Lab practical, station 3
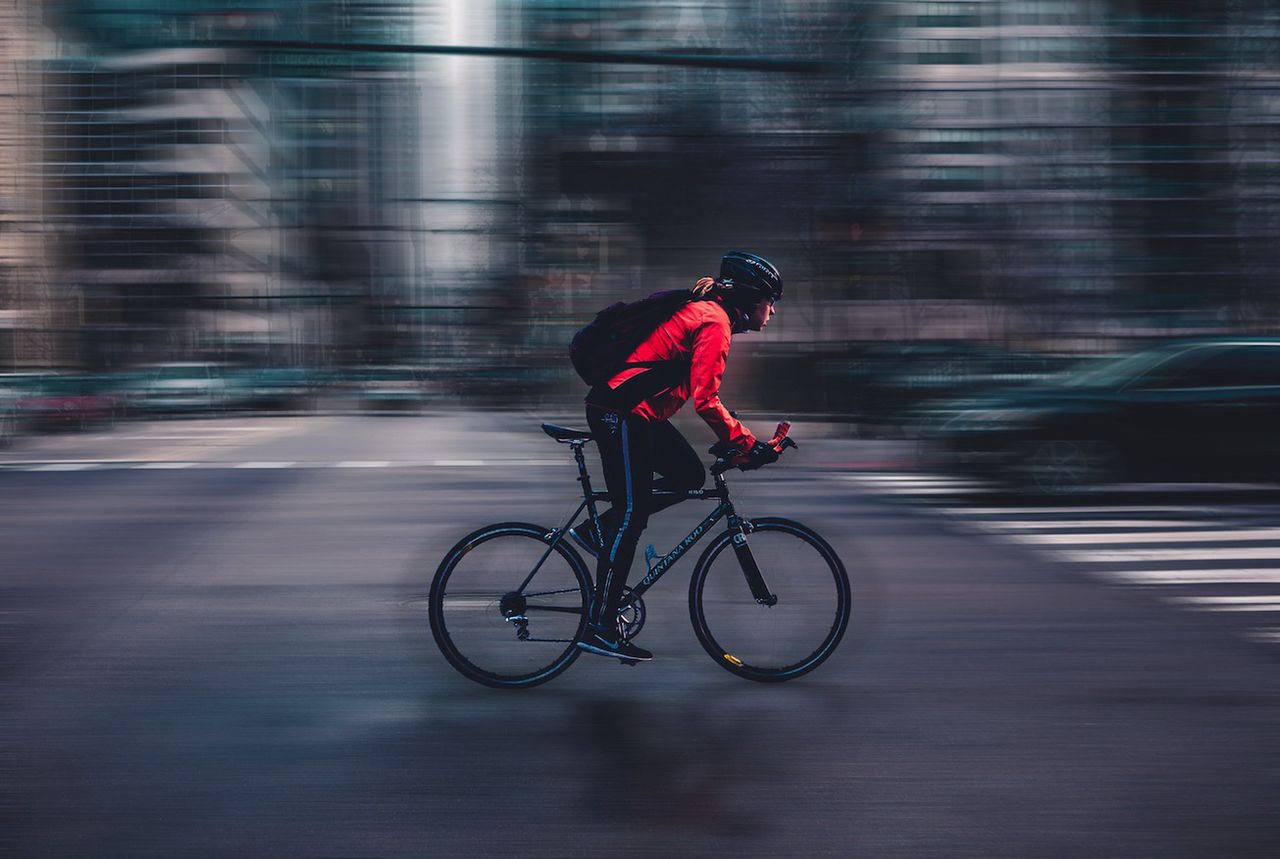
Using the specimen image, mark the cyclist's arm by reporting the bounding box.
[689,313,756,452]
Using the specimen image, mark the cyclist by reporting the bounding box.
[572,250,784,661]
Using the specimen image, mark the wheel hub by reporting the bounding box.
[498,592,527,618]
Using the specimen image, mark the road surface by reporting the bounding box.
[3,413,1278,856]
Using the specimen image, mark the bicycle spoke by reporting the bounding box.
[691,518,849,682]
[429,524,590,688]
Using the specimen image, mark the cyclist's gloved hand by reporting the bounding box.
[732,440,780,471]
[708,440,739,459]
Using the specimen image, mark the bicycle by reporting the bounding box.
[428,420,851,689]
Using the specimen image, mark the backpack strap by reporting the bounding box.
[586,359,689,412]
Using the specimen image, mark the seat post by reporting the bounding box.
[572,442,602,524]
[571,442,591,492]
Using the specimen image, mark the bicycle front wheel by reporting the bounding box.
[689,517,850,682]
[429,522,591,689]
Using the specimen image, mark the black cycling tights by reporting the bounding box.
[585,407,705,631]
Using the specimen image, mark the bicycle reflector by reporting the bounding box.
[723,653,744,667]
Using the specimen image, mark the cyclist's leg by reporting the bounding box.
[576,418,700,552]
[647,419,706,517]
[586,407,653,631]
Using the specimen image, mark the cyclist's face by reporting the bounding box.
[746,297,775,331]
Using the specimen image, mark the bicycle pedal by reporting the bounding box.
[618,659,639,667]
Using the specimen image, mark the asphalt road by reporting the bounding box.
[2,413,1279,856]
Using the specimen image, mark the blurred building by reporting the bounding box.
[40,0,417,369]
[857,1,1280,346]
[0,1,58,367]
[8,1,1280,409]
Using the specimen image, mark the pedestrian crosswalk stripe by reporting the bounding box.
[1063,547,1280,563]
[944,505,1217,516]
[991,520,1218,531]
[30,463,99,471]
[1167,596,1280,611]
[1007,528,1280,546]
[1244,629,1280,643]
[834,469,1280,645]
[233,461,296,469]
[133,462,197,469]
[1100,569,1280,585]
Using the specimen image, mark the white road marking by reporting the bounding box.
[1172,595,1280,604]
[0,459,573,470]
[438,598,498,609]
[1063,547,1280,563]
[1101,569,1280,585]
[944,505,1216,516]
[848,474,982,485]
[1244,629,1280,643]
[1008,528,1280,546]
[130,425,284,434]
[986,520,1218,531]
[1167,596,1280,611]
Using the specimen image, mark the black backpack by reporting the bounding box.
[569,289,696,386]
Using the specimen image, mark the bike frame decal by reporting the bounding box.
[517,447,736,601]
[632,501,731,594]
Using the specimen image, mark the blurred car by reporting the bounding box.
[923,339,1280,492]
[224,367,326,412]
[823,341,1065,427]
[338,365,432,411]
[0,374,43,446]
[130,362,230,414]
[12,373,126,431]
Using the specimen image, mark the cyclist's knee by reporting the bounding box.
[674,462,706,490]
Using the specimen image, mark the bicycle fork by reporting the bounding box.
[729,521,777,607]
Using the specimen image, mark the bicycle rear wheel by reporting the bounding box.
[689,517,850,682]
[429,522,590,689]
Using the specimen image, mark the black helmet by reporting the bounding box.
[718,250,783,305]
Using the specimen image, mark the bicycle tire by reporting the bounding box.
[689,517,850,682]
[429,522,591,689]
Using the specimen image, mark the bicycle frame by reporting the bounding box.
[516,440,775,606]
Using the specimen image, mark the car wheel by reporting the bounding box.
[1023,439,1120,494]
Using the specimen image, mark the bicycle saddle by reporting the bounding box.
[541,423,594,443]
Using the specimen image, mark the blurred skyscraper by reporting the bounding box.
[4,1,1279,414]
[39,0,417,369]
[0,1,55,366]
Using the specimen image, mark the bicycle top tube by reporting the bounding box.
[588,485,728,503]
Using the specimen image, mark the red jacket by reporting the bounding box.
[596,298,756,451]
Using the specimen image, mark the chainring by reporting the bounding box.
[617,586,647,640]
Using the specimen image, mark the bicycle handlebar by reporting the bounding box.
[710,420,797,476]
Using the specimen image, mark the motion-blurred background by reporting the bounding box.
[3,1,1279,465]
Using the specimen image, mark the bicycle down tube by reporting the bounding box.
[518,454,777,607]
